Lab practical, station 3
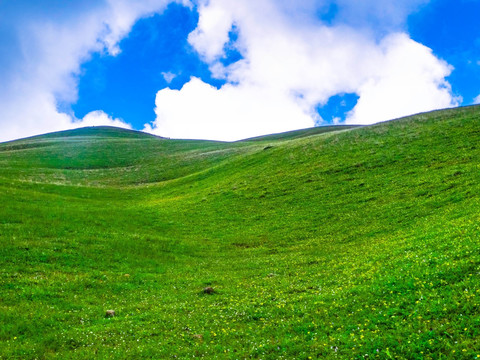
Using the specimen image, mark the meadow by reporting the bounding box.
[0,106,479,359]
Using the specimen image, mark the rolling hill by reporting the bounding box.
[1,106,479,359]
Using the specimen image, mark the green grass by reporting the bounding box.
[0,107,480,359]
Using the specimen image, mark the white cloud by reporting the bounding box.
[187,2,235,63]
[474,94,480,105]
[75,110,132,129]
[0,0,190,142]
[147,0,458,140]
[0,91,74,142]
[145,77,314,141]
[346,33,460,124]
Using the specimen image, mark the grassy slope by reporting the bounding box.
[0,109,479,359]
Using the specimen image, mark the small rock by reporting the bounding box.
[192,334,203,341]
[203,286,215,295]
[105,310,115,318]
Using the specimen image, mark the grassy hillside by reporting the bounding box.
[0,108,479,359]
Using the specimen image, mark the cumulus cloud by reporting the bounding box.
[345,33,460,124]
[0,0,189,142]
[474,94,480,105]
[146,0,459,140]
[145,77,314,141]
[75,110,132,129]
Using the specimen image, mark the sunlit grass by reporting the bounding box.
[1,107,480,359]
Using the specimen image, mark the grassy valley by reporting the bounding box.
[0,106,479,359]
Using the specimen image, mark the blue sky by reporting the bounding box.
[0,0,479,142]
[408,0,480,104]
